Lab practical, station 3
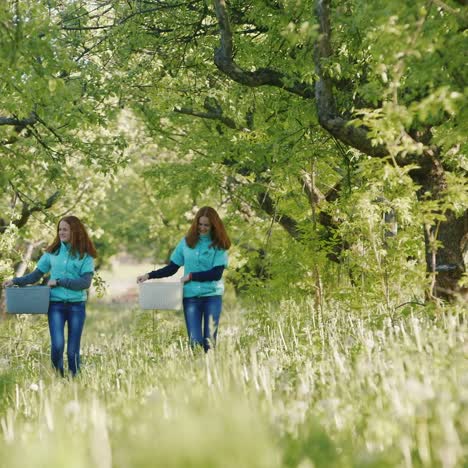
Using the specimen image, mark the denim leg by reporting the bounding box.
[48,303,66,376]
[183,297,204,349]
[66,302,86,376]
[202,296,222,352]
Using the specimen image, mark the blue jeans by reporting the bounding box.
[183,295,222,352]
[48,302,86,376]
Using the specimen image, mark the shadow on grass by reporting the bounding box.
[281,420,399,468]
[0,370,16,409]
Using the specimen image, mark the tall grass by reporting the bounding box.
[0,298,466,467]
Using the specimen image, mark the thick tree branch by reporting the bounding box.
[16,191,60,229]
[301,171,326,207]
[0,190,60,234]
[257,191,301,239]
[174,96,239,130]
[212,0,388,155]
[213,0,314,98]
[432,0,467,24]
[174,96,256,132]
[0,112,37,128]
[15,240,45,277]
[175,106,231,123]
[314,0,388,157]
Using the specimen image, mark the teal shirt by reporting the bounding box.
[170,234,228,298]
[37,242,95,302]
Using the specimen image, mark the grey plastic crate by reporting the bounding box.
[5,286,50,314]
[139,282,183,310]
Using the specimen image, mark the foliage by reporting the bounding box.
[60,0,465,300]
[0,0,130,279]
[1,0,467,302]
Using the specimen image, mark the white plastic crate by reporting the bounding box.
[138,281,183,310]
[5,286,50,314]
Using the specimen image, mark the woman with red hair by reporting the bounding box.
[3,216,96,376]
[137,206,231,352]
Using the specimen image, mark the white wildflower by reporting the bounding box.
[345,336,355,347]
[364,337,375,349]
[0,357,9,369]
[405,378,434,401]
[64,400,81,417]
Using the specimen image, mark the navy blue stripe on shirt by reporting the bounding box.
[60,273,93,290]
[147,262,225,282]
[13,268,44,286]
[191,265,224,282]
[148,261,181,279]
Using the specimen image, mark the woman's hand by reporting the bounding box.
[48,279,58,287]
[2,279,14,288]
[180,274,192,284]
[137,273,149,284]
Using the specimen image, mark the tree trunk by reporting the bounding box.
[410,151,467,300]
[212,0,468,301]
[425,211,468,300]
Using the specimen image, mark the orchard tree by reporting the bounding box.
[63,0,466,300]
[209,0,467,299]
[5,0,466,301]
[0,0,130,280]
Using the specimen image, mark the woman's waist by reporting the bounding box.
[50,289,87,300]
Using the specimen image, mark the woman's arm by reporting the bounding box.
[12,269,45,286]
[55,272,93,291]
[189,265,225,282]
[137,261,181,283]
[148,261,181,279]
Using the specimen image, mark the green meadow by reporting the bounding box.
[0,295,466,468]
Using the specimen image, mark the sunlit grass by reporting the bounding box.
[0,298,466,467]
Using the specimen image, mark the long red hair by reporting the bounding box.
[186,206,231,250]
[46,216,97,258]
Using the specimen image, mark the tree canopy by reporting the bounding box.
[1,0,467,303]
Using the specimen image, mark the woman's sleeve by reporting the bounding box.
[80,255,95,274]
[191,265,224,282]
[36,253,51,274]
[212,248,228,268]
[12,269,45,286]
[59,272,93,290]
[169,239,185,266]
[148,261,181,279]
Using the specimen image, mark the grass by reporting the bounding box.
[0,297,466,468]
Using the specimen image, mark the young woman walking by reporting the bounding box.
[3,216,96,376]
[137,206,231,352]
